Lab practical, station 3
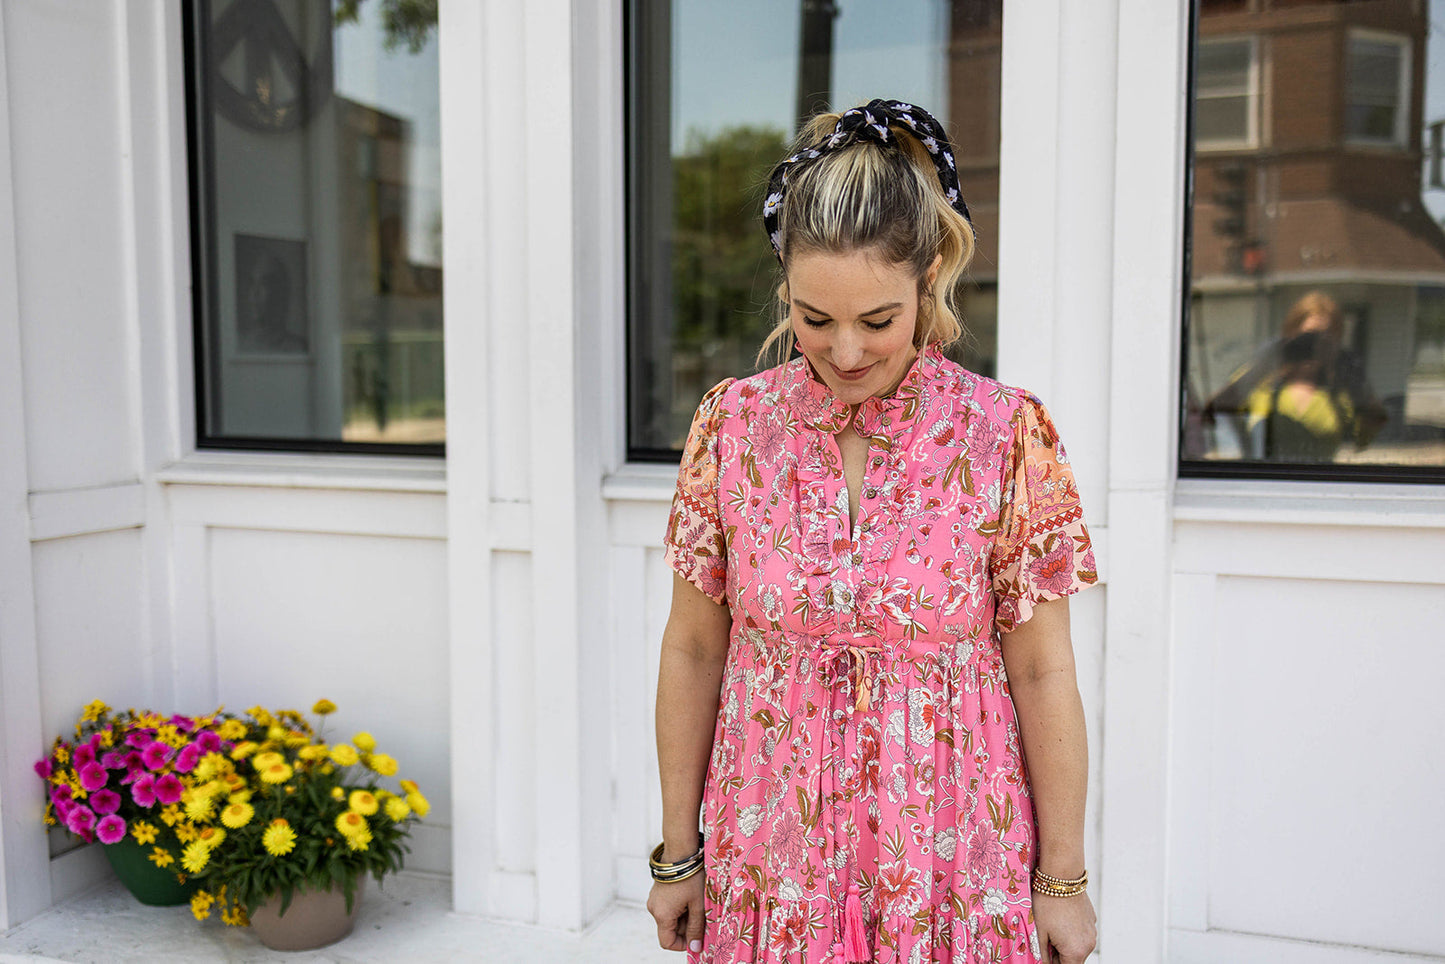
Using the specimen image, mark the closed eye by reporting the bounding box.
[801,316,896,331]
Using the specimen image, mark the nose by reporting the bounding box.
[832,328,865,369]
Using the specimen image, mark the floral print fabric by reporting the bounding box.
[664,345,1097,964]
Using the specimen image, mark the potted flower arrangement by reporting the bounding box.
[34,700,248,906]
[183,700,428,951]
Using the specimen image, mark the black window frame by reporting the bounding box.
[181,0,445,457]
[1177,0,1445,485]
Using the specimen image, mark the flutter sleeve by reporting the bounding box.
[990,393,1098,635]
[662,378,735,604]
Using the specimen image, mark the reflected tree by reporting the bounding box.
[334,0,437,53]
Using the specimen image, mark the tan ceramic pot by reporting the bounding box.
[248,878,366,951]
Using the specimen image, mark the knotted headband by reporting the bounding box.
[761,98,972,263]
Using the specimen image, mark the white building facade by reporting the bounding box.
[0,2,1441,963]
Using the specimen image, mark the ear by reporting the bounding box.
[925,253,943,288]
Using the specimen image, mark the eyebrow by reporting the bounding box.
[793,299,903,319]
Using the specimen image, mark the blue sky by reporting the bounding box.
[671,0,950,153]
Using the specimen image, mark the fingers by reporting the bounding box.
[685,892,706,954]
[647,893,684,951]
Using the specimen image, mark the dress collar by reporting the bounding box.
[784,343,941,441]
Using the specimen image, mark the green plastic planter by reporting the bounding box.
[102,837,198,906]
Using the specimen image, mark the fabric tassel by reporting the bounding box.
[843,881,869,962]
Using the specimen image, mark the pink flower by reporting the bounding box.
[53,798,75,822]
[154,773,183,805]
[95,815,126,845]
[130,774,156,807]
[33,758,52,780]
[90,789,121,815]
[140,742,173,771]
[100,750,127,769]
[51,783,73,804]
[168,715,195,732]
[1026,537,1075,596]
[769,809,808,866]
[65,806,96,839]
[125,731,154,749]
[175,744,200,773]
[78,763,107,791]
[194,731,221,754]
[73,743,97,769]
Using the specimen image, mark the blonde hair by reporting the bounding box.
[755,108,977,369]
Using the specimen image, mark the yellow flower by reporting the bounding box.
[194,753,230,781]
[148,846,174,868]
[266,725,287,742]
[220,802,254,828]
[218,719,248,741]
[159,804,183,827]
[312,699,337,716]
[80,699,110,723]
[284,732,310,748]
[383,796,411,822]
[262,819,297,856]
[227,788,252,805]
[334,811,369,838]
[195,826,226,850]
[367,753,398,777]
[181,840,210,874]
[230,741,259,760]
[345,827,372,852]
[352,732,376,752]
[251,750,284,771]
[246,706,274,726]
[131,821,158,845]
[399,779,418,795]
[260,762,293,784]
[99,729,115,748]
[405,790,431,818]
[330,745,359,767]
[174,821,198,844]
[331,786,346,800]
[53,744,69,765]
[348,790,378,816]
[183,794,215,824]
[190,890,215,921]
[221,903,249,927]
[298,744,329,762]
[157,724,187,748]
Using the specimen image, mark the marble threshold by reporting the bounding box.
[0,873,676,963]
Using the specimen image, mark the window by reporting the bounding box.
[625,0,1003,458]
[1196,37,1258,150]
[1181,2,1445,481]
[1345,30,1411,147]
[185,0,443,453]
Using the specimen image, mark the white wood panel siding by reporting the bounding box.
[0,0,51,926]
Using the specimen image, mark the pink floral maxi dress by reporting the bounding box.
[664,346,1098,964]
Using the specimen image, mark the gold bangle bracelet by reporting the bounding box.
[1033,868,1088,889]
[1033,878,1087,898]
[649,837,705,883]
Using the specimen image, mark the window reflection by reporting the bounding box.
[192,0,443,448]
[627,0,1002,455]
[1184,0,1445,470]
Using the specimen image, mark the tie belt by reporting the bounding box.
[820,639,885,712]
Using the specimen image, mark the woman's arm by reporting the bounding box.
[1000,595,1097,964]
[647,572,732,952]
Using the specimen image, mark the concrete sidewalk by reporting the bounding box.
[0,874,676,963]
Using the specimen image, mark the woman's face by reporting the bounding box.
[787,248,935,407]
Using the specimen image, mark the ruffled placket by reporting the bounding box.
[781,346,939,962]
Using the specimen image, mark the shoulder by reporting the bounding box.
[925,354,1046,438]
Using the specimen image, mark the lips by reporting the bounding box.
[830,361,875,381]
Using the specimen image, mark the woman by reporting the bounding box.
[647,100,1098,964]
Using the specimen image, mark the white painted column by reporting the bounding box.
[0,0,52,929]
[1101,1,1190,961]
[442,0,614,927]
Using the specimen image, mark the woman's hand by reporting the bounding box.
[646,872,705,953]
[1033,891,1097,963]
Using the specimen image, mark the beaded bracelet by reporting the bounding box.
[650,835,705,884]
[1032,867,1088,898]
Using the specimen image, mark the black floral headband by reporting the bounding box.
[761,99,972,264]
